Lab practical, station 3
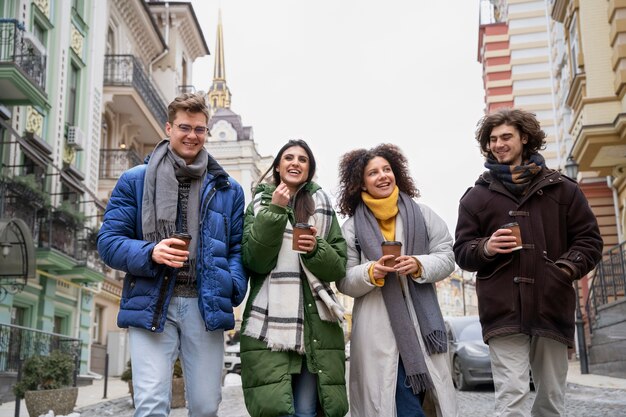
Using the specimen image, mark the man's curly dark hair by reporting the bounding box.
[475,108,546,161]
[337,144,419,217]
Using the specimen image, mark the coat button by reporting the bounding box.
[513,277,520,283]
[313,339,318,343]
[318,370,322,374]
[308,303,312,308]
[151,326,156,331]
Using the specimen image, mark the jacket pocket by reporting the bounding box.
[539,258,575,329]
[476,256,513,280]
[476,257,515,325]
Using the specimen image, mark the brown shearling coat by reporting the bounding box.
[453,167,603,347]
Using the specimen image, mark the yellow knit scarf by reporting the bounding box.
[361,185,399,241]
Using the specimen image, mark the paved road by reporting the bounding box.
[77,380,626,417]
[456,383,626,417]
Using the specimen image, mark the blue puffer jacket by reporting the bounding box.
[97,156,247,332]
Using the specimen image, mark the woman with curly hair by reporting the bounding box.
[336,144,458,417]
[240,139,349,417]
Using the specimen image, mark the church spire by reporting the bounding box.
[208,9,231,110]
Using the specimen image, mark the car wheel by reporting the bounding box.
[453,356,472,391]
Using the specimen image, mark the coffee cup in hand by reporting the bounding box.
[170,232,192,252]
[293,223,314,253]
[381,241,402,267]
[500,222,522,251]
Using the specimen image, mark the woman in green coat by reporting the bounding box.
[240,139,349,417]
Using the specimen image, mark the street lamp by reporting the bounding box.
[563,156,589,374]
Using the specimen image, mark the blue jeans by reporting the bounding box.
[280,362,318,417]
[396,357,426,417]
[129,297,224,417]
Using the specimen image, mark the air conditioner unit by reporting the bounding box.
[21,31,46,56]
[67,125,85,150]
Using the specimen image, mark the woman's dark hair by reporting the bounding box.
[337,143,419,217]
[257,139,316,223]
[475,108,546,161]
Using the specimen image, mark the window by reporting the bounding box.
[92,305,103,344]
[53,315,66,335]
[569,14,581,75]
[11,306,27,326]
[67,64,79,126]
[106,27,115,55]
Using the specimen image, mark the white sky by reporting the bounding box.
[192,1,487,235]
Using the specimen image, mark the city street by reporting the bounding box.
[75,379,626,417]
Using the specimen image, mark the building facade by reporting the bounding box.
[0,0,108,398]
[0,1,210,393]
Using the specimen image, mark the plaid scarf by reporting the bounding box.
[485,153,545,196]
[244,189,344,354]
[244,187,345,353]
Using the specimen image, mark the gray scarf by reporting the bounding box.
[142,139,208,276]
[354,191,447,394]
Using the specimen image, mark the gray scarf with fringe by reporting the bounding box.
[354,191,447,394]
[141,139,208,276]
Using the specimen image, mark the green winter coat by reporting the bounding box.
[240,182,349,417]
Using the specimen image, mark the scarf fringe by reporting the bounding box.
[406,373,433,394]
[424,330,448,355]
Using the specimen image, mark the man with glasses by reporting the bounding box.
[98,92,247,417]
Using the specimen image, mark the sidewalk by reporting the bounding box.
[0,375,130,417]
[1,360,625,416]
[566,359,626,390]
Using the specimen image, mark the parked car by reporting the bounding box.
[223,342,241,374]
[444,316,493,390]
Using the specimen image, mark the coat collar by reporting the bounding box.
[478,167,564,204]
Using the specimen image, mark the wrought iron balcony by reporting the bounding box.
[0,19,47,102]
[103,55,168,126]
[99,148,143,180]
[586,241,626,323]
[0,323,81,376]
[0,175,47,233]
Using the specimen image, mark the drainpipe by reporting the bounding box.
[608,175,623,243]
[149,2,169,76]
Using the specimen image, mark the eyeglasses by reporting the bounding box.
[172,123,210,136]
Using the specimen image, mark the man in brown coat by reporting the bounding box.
[454,108,603,417]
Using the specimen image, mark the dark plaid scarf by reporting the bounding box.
[485,153,545,196]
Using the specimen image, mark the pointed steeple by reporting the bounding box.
[208,9,231,110]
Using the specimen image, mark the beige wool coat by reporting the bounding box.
[337,203,459,417]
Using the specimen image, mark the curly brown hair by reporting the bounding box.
[337,144,419,217]
[475,108,546,161]
[167,92,209,124]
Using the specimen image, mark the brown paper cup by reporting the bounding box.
[381,241,402,266]
[293,223,313,253]
[170,232,192,251]
[501,222,522,251]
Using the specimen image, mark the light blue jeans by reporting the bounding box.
[280,362,319,417]
[129,297,224,417]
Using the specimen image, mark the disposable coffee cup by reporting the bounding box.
[170,232,192,252]
[500,222,522,251]
[293,223,313,253]
[381,241,402,267]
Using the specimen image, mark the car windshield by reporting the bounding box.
[457,322,482,342]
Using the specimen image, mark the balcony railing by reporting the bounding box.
[99,148,143,180]
[0,19,47,91]
[0,323,81,381]
[103,54,168,126]
[586,241,626,330]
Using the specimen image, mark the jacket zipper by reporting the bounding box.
[151,178,230,332]
[151,271,171,331]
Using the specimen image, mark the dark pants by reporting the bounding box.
[396,357,426,417]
